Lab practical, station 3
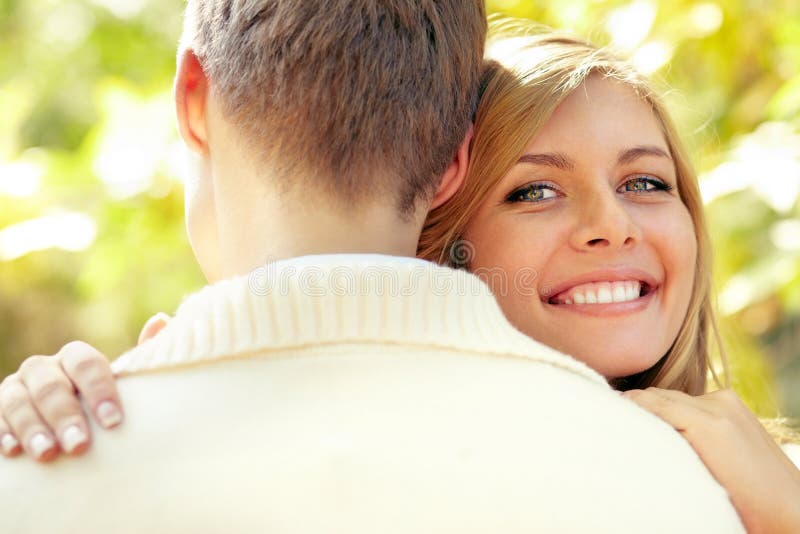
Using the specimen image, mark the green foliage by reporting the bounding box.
[1,0,798,419]
[0,0,202,374]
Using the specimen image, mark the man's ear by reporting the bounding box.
[175,49,210,155]
[431,124,473,210]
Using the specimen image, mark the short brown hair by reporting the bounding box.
[183,0,487,215]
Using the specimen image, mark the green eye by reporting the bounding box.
[621,176,673,193]
[506,184,559,203]
[521,188,546,201]
[627,179,650,191]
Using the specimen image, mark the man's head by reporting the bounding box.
[175,0,487,279]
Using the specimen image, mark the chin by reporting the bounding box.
[515,319,672,380]
[562,346,664,381]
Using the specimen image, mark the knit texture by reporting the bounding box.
[785,443,800,469]
[111,254,606,387]
[110,253,800,473]
[1,254,749,534]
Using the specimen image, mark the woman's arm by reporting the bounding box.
[624,388,800,534]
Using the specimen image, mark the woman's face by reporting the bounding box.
[464,75,697,378]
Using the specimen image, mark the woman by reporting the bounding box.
[419,31,714,394]
[2,25,799,532]
[417,30,800,532]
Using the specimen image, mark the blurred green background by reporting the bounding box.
[0,0,799,420]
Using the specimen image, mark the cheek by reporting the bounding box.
[653,206,697,288]
[464,213,557,302]
[643,204,698,333]
[673,215,698,315]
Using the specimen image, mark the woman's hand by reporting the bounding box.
[0,313,169,462]
[624,387,800,534]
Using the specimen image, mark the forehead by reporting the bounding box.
[526,75,667,156]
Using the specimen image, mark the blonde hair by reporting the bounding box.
[418,25,727,395]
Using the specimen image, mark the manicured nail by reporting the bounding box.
[1,433,20,455]
[61,425,88,454]
[29,433,55,459]
[96,401,123,428]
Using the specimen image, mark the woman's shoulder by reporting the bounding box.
[782,443,800,469]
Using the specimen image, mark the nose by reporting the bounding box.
[569,189,642,252]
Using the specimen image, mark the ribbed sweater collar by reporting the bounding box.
[111,254,607,387]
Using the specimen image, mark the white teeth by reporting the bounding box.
[612,284,627,303]
[557,280,645,305]
[597,285,613,304]
[626,282,640,301]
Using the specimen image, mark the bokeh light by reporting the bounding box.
[2,0,800,421]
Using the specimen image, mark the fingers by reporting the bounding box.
[0,413,22,457]
[703,389,787,455]
[138,312,170,346]
[58,341,123,430]
[0,374,59,461]
[17,355,90,456]
[0,341,123,462]
[623,387,714,433]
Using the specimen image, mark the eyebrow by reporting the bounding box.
[516,145,672,170]
[617,145,672,165]
[516,153,574,170]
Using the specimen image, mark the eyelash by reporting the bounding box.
[622,176,674,194]
[505,182,560,203]
[505,176,673,204]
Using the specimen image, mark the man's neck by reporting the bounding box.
[216,181,426,278]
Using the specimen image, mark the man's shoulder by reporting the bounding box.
[783,442,800,469]
[1,345,744,533]
[112,254,606,388]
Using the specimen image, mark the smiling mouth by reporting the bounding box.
[547,280,654,305]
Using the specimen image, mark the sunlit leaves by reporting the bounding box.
[0,0,798,418]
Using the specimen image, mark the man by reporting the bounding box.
[0,1,744,532]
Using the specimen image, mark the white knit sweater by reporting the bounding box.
[1,255,746,534]
[110,254,601,381]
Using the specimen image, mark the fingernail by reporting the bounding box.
[61,425,88,454]
[29,433,55,459]
[1,433,20,455]
[96,401,123,428]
